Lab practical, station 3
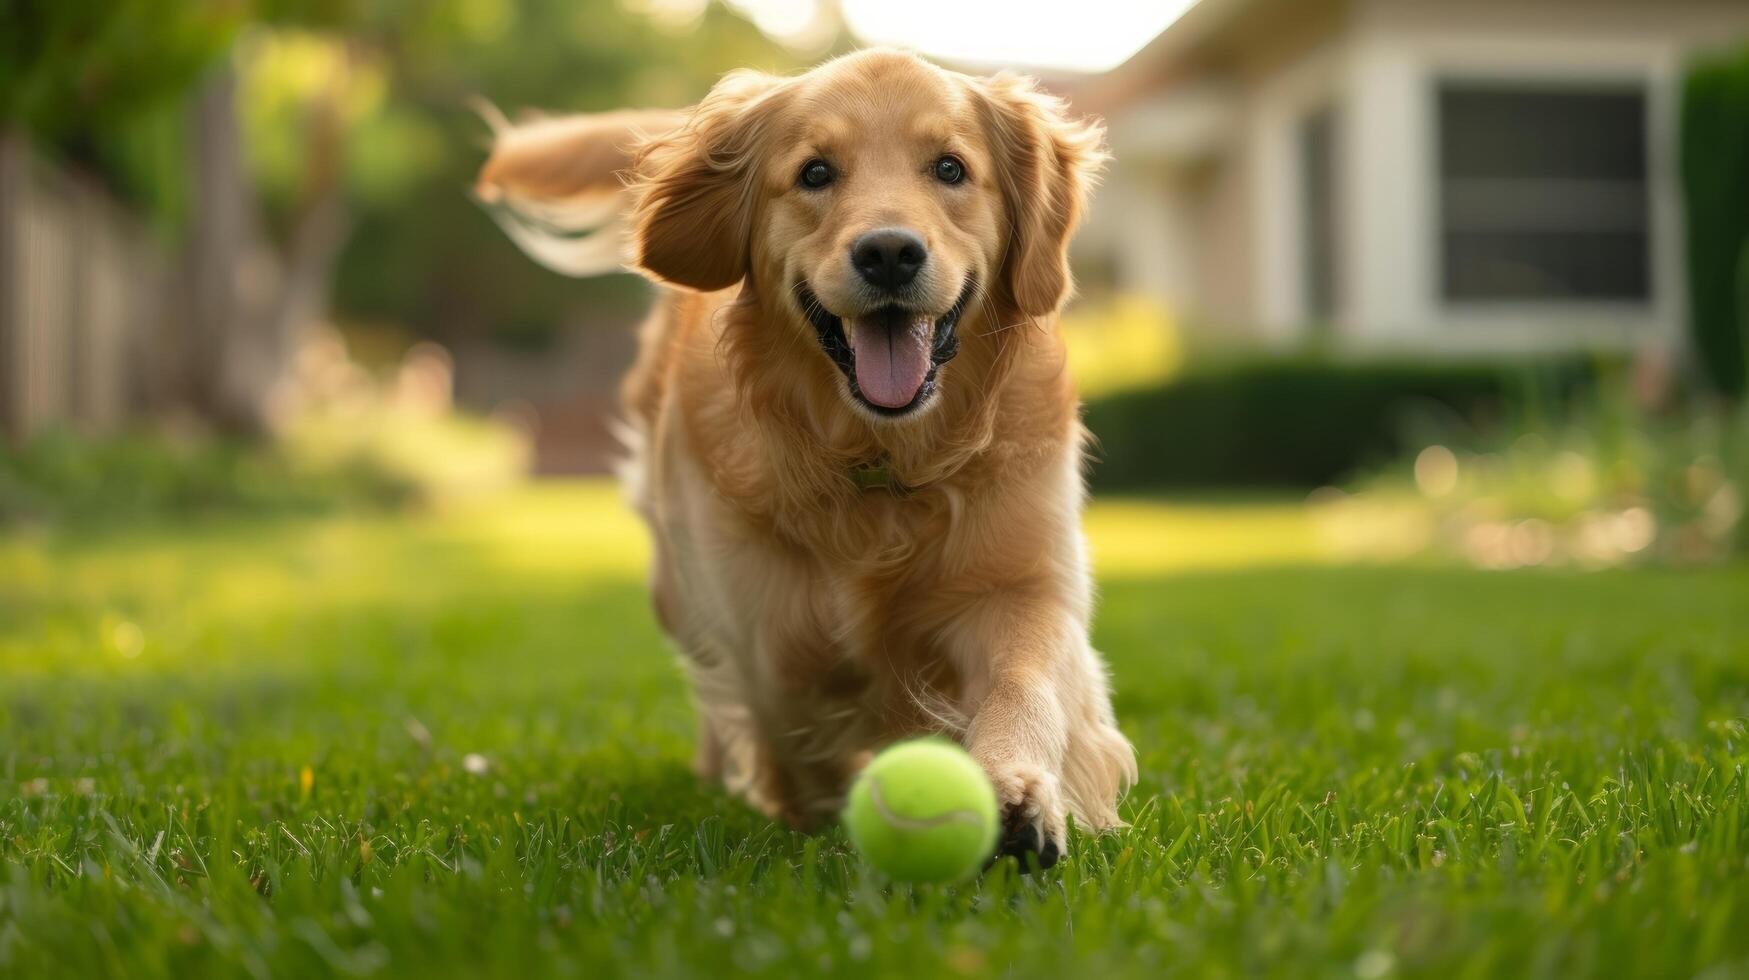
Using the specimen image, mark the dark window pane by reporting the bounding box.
[1440,86,1646,181]
[1443,231,1648,301]
[1441,180,1647,235]
[1437,81,1650,302]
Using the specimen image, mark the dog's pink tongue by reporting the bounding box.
[850,314,933,409]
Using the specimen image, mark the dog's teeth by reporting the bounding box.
[843,320,854,344]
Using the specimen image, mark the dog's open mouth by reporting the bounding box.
[798,283,969,416]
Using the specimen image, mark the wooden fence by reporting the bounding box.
[0,132,170,441]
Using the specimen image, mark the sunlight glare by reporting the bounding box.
[839,0,1199,73]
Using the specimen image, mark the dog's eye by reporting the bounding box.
[933,155,966,185]
[798,159,834,189]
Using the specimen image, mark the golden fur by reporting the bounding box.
[476,49,1134,865]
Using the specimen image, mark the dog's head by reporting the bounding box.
[632,50,1105,420]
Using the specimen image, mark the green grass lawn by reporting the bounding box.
[3,482,1747,978]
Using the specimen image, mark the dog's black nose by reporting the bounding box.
[850,229,926,291]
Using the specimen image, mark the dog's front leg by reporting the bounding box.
[948,590,1086,870]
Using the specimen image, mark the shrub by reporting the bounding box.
[0,429,413,528]
[272,337,530,503]
[1349,394,1746,567]
[1680,47,1749,399]
[0,334,531,530]
[1082,357,1600,491]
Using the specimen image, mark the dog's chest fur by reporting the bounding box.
[648,405,1001,715]
[628,290,1078,752]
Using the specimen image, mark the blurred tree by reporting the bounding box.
[2,0,822,429]
[0,0,242,223]
[299,0,810,347]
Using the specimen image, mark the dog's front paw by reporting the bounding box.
[982,761,1066,872]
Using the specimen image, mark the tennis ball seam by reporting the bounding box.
[866,774,988,831]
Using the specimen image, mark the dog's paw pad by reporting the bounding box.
[983,763,1066,873]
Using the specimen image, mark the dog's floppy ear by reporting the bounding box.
[630,70,787,292]
[476,108,686,205]
[975,74,1108,319]
[473,108,688,277]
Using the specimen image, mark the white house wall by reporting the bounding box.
[1338,0,1749,355]
[1247,37,1349,342]
[1112,163,1191,304]
[1089,91,1251,332]
[1087,0,1749,356]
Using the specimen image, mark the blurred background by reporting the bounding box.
[2,0,1748,569]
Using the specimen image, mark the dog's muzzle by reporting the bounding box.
[797,282,969,416]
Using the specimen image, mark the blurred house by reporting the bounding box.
[1075,0,1749,356]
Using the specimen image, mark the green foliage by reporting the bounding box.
[0,0,240,227]
[312,0,808,340]
[0,0,239,139]
[1083,357,1600,490]
[0,430,413,528]
[1680,46,1749,399]
[1352,385,1748,567]
[1,488,1747,976]
[5,0,815,339]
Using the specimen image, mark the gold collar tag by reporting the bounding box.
[849,457,906,493]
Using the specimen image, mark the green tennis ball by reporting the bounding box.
[842,738,999,883]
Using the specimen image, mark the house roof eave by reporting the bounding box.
[1076,0,1284,114]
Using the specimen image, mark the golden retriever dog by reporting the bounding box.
[475,49,1134,868]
